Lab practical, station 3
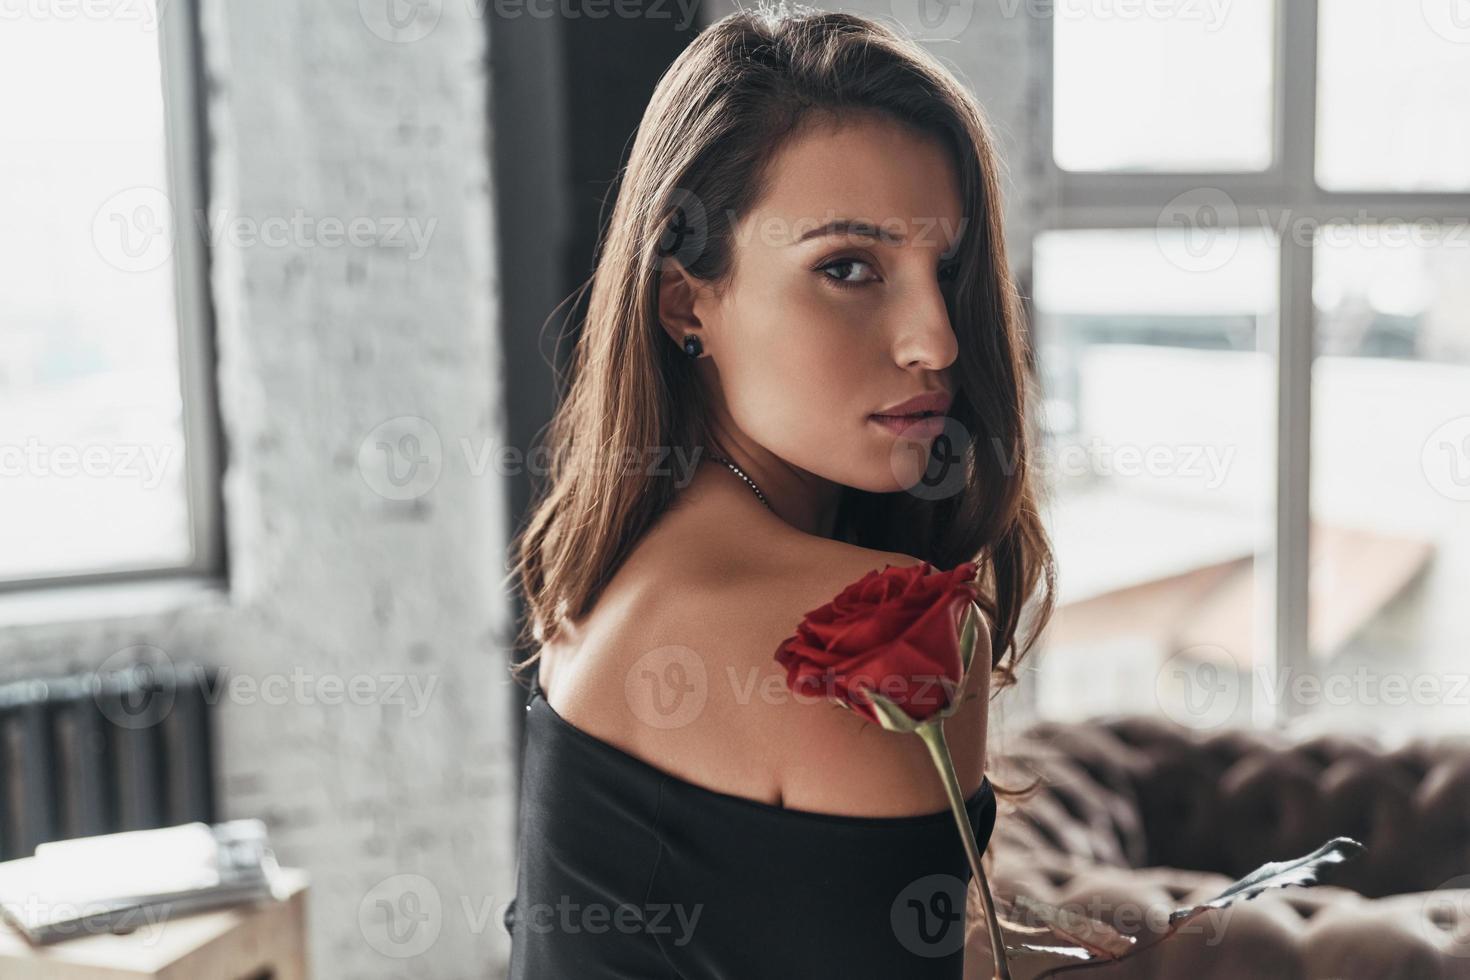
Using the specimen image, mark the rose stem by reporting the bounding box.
[915,720,1011,980]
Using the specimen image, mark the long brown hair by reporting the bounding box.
[505,2,1056,717]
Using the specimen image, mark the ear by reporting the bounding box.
[656,259,707,353]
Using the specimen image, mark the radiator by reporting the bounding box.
[0,663,217,861]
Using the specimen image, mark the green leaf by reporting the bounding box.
[1017,837,1368,979]
[1167,836,1365,925]
[958,600,981,678]
[1007,944,1094,961]
[1009,894,1135,961]
[857,688,921,734]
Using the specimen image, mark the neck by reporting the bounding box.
[695,442,843,539]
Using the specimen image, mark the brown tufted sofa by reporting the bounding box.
[966,715,1470,980]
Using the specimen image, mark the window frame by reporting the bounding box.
[0,0,224,596]
[1033,0,1470,724]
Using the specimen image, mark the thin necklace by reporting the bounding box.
[707,453,773,512]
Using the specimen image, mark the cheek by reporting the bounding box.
[718,288,906,481]
[724,291,850,417]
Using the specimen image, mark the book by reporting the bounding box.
[0,818,287,945]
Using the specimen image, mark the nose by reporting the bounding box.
[891,278,959,373]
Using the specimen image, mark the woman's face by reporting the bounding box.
[667,112,965,498]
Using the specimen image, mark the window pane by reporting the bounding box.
[1308,225,1470,735]
[1317,2,1470,191]
[1053,1,1275,172]
[0,7,193,582]
[1032,228,1279,726]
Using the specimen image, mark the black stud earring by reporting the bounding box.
[683,334,703,358]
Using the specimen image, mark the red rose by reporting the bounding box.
[774,561,981,727]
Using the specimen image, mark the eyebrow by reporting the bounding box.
[793,219,906,246]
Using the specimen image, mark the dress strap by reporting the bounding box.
[528,660,544,702]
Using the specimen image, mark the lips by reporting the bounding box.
[871,390,953,420]
[870,413,946,439]
[869,390,953,440]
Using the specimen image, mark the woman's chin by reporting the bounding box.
[804,437,938,493]
[881,439,936,486]
[835,457,931,495]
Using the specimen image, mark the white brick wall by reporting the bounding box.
[0,1,517,976]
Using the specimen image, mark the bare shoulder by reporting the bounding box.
[761,538,991,817]
[543,519,989,817]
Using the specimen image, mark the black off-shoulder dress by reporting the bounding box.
[504,664,997,979]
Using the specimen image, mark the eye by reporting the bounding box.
[816,256,961,291]
[816,257,881,290]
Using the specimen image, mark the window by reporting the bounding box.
[1308,230,1470,732]
[1033,1,1470,733]
[0,1,220,589]
[1316,1,1470,191]
[1032,228,1278,724]
[1052,0,1275,172]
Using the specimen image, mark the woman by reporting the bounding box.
[503,3,1055,976]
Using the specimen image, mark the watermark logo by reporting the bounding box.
[1036,437,1237,489]
[891,0,975,41]
[0,0,166,29]
[1159,656,1470,725]
[1422,415,1470,501]
[992,0,1236,29]
[894,416,970,501]
[92,645,177,730]
[89,648,443,724]
[512,894,702,941]
[92,186,174,273]
[654,187,710,273]
[1154,644,1243,729]
[359,0,442,42]
[891,872,968,957]
[193,208,437,260]
[359,873,443,958]
[0,438,175,490]
[358,0,704,40]
[1157,187,1240,273]
[1421,876,1470,958]
[359,415,444,501]
[625,645,708,731]
[1422,0,1470,44]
